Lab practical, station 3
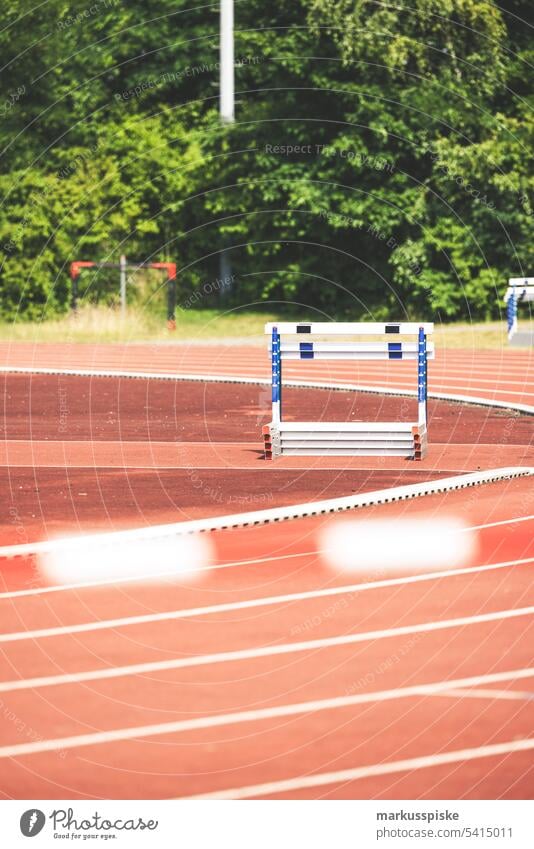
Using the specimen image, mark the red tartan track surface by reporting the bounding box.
[0,341,532,800]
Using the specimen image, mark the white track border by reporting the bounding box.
[1,366,532,415]
[0,365,532,560]
[0,467,532,560]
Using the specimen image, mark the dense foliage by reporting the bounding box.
[0,0,532,320]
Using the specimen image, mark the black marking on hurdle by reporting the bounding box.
[385,324,400,333]
[296,325,312,333]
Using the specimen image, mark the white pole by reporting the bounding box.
[220,0,235,293]
[120,254,127,319]
[220,0,234,123]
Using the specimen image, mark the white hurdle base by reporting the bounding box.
[263,421,428,460]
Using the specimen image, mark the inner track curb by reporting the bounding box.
[1,366,532,416]
[0,466,531,560]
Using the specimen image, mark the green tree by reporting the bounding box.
[0,0,532,320]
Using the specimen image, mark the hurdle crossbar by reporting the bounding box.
[263,322,433,460]
[265,322,433,335]
[271,342,435,361]
[504,278,534,345]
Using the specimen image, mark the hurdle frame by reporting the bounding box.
[504,277,534,346]
[263,322,434,460]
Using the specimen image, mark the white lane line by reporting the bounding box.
[284,371,534,390]
[0,467,532,561]
[10,364,531,381]
[0,668,532,760]
[0,461,530,477]
[299,379,534,404]
[183,738,534,799]
[0,438,249,448]
[1,605,533,694]
[92,350,533,369]
[427,687,534,702]
[1,513,532,599]
[1,556,532,644]
[466,514,534,532]
[1,367,532,414]
[0,550,319,599]
[11,362,532,390]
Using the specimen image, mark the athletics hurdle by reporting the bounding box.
[504,278,534,346]
[262,322,434,460]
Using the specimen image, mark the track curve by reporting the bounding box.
[0,342,533,801]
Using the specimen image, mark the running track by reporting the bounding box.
[0,340,533,408]
[0,341,532,799]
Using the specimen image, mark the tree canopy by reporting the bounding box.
[0,0,532,320]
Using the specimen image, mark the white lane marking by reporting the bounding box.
[1,605,533,694]
[304,379,534,404]
[8,362,533,390]
[283,369,534,390]
[466,514,534,532]
[0,467,532,561]
[7,364,534,385]
[184,738,534,799]
[0,550,319,599]
[1,556,532,644]
[0,366,267,384]
[1,513,532,599]
[427,687,534,702]
[0,668,532,760]
[1,367,532,414]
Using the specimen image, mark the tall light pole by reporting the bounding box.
[220,0,234,123]
[219,0,234,294]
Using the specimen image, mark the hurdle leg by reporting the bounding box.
[71,273,78,314]
[415,326,428,459]
[507,287,517,341]
[264,327,282,459]
[167,272,177,331]
[271,327,281,424]
[262,424,281,459]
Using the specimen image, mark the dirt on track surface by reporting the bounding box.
[1,372,531,444]
[0,466,451,544]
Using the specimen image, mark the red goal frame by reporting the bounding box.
[70,260,177,330]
